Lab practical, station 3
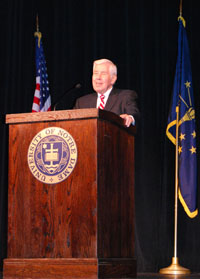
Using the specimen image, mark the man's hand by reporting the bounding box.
[120,114,134,127]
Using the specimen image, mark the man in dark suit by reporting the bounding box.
[74,59,139,127]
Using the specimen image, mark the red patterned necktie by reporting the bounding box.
[99,94,105,110]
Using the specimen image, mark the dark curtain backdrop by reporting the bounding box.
[0,0,200,273]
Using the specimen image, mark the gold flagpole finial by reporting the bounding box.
[34,14,42,47]
[178,0,186,27]
[36,14,39,32]
[179,0,183,17]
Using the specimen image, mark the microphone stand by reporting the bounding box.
[53,83,82,111]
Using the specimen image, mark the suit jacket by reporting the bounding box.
[74,88,140,124]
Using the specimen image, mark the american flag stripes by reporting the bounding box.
[32,31,51,112]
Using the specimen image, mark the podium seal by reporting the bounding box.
[27,127,78,184]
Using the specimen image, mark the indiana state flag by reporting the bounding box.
[166,16,197,218]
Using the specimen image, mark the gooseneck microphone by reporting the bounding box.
[53,83,82,110]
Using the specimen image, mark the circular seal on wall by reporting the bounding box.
[27,127,78,184]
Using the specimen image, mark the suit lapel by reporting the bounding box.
[105,88,118,111]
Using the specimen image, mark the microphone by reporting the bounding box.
[53,83,82,110]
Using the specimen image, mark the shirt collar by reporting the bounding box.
[97,87,113,98]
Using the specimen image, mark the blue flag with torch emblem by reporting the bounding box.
[166,16,197,218]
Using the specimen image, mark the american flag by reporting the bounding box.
[32,31,51,112]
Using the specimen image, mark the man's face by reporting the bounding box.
[92,63,117,94]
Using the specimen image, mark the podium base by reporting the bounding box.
[159,257,190,275]
[3,258,137,279]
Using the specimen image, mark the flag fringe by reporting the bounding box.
[178,189,198,218]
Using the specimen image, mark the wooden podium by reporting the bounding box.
[3,109,137,279]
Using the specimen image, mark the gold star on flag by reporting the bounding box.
[185,81,191,88]
[179,133,185,141]
[178,146,182,154]
[189,146,196,154]
[191,131,196,138]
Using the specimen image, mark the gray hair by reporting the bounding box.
[93,59,117,77]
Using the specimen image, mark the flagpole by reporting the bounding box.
[159,0,191,273]
[34,14,42,47]
[32,14,51,112]
[159,105,190,275]
[36,14,39,32]
[179,0,182,16]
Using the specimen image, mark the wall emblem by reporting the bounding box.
[27,127,77,184]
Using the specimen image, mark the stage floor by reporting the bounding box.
[1,273,200,279]
[137,273,200,279]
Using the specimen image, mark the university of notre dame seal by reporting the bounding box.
[27,127,78,184]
